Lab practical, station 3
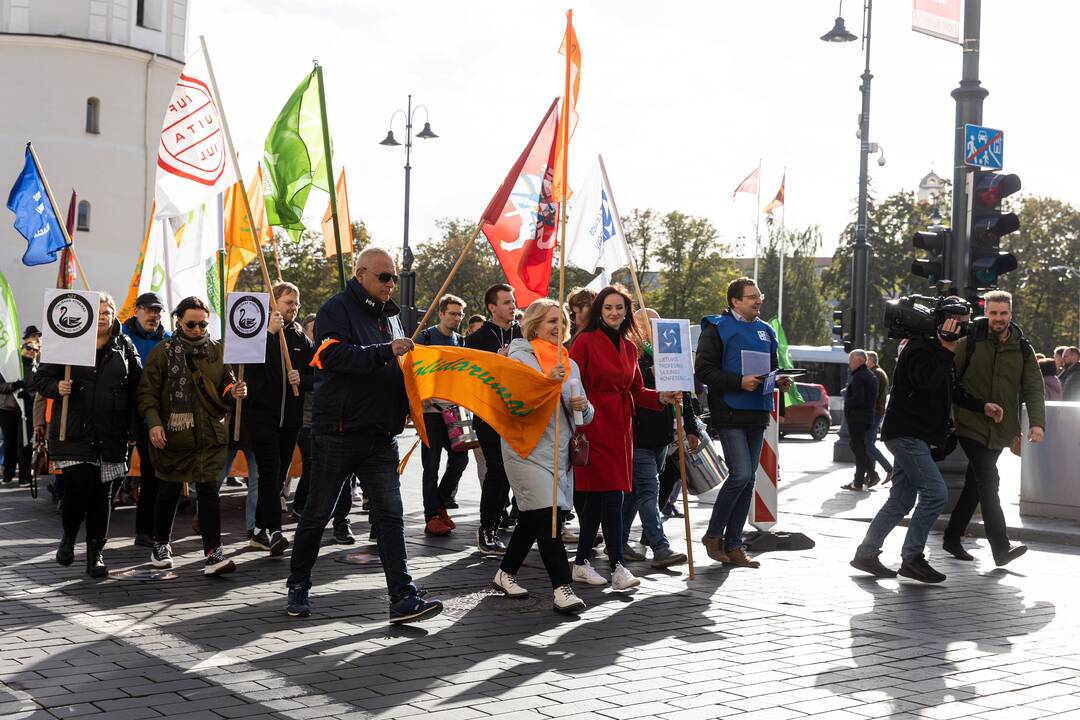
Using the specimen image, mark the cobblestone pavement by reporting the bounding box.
[1,431,1078,720]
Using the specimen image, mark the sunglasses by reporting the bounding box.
[184,321,209,330]
[376,272,399,284]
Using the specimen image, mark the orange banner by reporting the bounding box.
[402,345,561,458]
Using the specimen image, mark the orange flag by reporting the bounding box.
[401,345,562,458]
[764,172,786,215]
[321,168,353,258]
[118,202,156,322]
[223,165,271,292]
[552,9,580,202]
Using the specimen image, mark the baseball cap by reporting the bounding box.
[135,292,165,310]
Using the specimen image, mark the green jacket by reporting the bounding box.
[136,339,236,484]
[871,366,889,418]
[953,321,1046,449]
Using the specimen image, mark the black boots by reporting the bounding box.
[56,535,75,566]
[86,539,108,578]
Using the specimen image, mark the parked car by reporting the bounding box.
[779,382,832,441]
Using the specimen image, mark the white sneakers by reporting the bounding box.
[553,585,586,614]
[571,560,608,586]
[492,569,529,599]
[611,563,641,591]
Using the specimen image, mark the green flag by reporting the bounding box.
[0,271,21,383]
[769,317,803,407]
[263,71,331,242]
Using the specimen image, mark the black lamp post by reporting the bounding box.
[379,94,438,334]
[822,0,873,350]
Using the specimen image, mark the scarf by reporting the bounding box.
[166,333,210,431]
[530,338,569,378]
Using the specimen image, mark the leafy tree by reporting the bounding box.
[757,222,829,346]
[649,212,739,321]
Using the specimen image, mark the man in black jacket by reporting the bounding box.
[244,282,316,556]
[286,247,442,624]
[841,349,877,491]
[851,306,1005,584]
[463,283,522,556]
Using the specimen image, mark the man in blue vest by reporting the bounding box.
[695,277,788,568]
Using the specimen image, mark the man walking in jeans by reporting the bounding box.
[840,349,877,491]
[695,277,789,569]
[864,351,893,487]
[851,301,1004,583]
[943,291,1044,566]
[286,247,442,624]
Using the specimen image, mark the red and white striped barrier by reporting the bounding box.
[750,389,780,531]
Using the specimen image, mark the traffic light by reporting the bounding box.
[831,307,853,351]
[911,227,951,284]
[968,171,1020,289]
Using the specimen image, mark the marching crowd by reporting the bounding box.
[1,247,1077,623]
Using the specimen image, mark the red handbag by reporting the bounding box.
[561,398,589,467]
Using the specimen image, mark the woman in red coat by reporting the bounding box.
[569,285,678,590]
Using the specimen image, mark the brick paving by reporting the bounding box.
[1,431,1078,719]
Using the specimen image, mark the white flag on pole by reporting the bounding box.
[565,155,632,278]
[154,47,237,219]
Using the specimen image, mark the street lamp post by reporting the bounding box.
[822,0,874,350]
[1051,265,1080,344]
[379,94,438,334]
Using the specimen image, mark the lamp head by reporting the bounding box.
[379,130,401,147]
[416,121,438,140]
[821,16,857,42]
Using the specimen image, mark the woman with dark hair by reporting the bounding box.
[137,296,247,576]
[568,284,678,590]
[1040,358,1063,401]
[35,293,141,577]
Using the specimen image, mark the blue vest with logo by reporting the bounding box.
[701,313,777,412]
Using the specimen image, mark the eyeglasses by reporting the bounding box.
[376,272,399,284]
[740,293,765,301]
[184,321,209,330]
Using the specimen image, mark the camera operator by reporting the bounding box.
[851,299,1004,583]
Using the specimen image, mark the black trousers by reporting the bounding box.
[574,490,625,569]
[420,412,469,520]
[155,481,221,553]
[501,508,572,588]
[477,426,510,531]
[59,463,111,542]
[133,428,158,536]
[248,422,300,534]
[944,436,1008,555]
[848,421,872,487]
[292,427,353,526]
[0,409,29,482]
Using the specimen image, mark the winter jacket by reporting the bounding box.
[500,339,594,512]
[953,320,1046,449]
[1061,363,1080,402]
[34,321,142,464]
[242,321,315,429]
[843,364,878,426]
[694,311,780,428]
[136,337,236,484]
[0,374,19,413]
[871,366,889,418]
[463,320,522,439]
[309,277,407,437]
[121,317,170,364]
[1043,375,1063,402]
[632,350,698,449]
[881,335,987,447]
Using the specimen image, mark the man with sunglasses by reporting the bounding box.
[286,247,443,624]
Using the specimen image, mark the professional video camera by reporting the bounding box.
[882,294,972,341]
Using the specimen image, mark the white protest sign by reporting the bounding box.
[40,289,100,367]
[223,292,269,364]
[651,318,694,392]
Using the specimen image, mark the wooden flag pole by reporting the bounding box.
[26,143,91,291]
[200,35,298,397]
[58,365,71,441]
[409,222,485,340]
[314,63,347,291]
[674,401,696,580]
[233,365,245,442]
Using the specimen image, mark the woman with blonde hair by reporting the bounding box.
[493,298,594,614]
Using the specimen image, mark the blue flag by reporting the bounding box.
[6,145,66,266]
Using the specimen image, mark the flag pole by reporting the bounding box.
[314,63,347,291]
[597,154,646,312]
[199,35,299,397]
[753,158,762,280]
[26,143,90,291]
[675,401,696,580]
[216,192,226,339]
[778,168,786,326]
[551,9,574,540]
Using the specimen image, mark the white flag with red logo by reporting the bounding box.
[154,48,237,219]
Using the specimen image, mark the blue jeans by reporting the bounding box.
[856,436,947,562]
[706,426,765,550]
[622,446,670,551]
[865,416,893,475]
[216,444,259,531]
[287,433,416,602]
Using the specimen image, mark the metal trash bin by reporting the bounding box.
[671,416,729,495]
[1020,401,1080,520]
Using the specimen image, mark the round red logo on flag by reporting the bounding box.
[157,73,226,186]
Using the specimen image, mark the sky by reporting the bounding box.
[188,0,1080,261]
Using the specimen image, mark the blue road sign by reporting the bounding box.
[964,124,1004,169]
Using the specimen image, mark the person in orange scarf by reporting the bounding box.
[492,298,594,614]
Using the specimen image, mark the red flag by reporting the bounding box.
[732,167,759,200]
[56,190,77,289]
[764,172,785,215]
[481,98,561,307]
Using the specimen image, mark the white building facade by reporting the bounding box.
[0,0,186,328]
